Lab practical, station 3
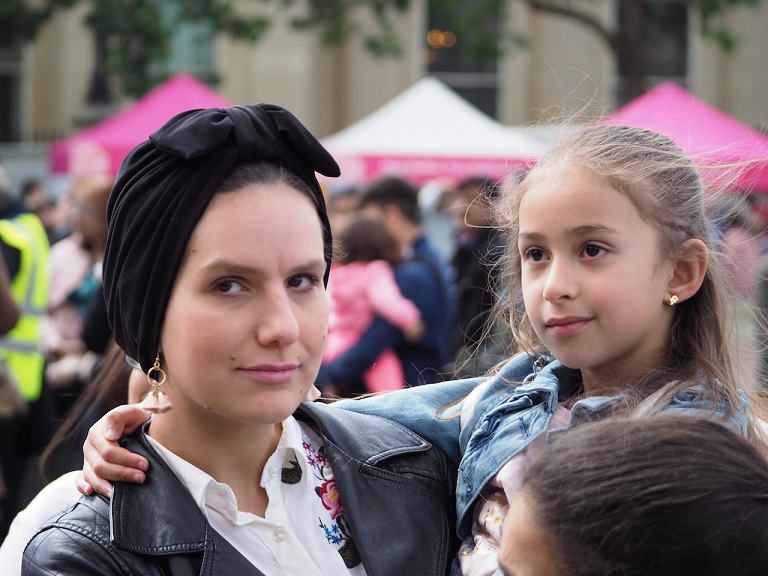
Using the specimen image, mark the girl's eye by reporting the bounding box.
[214,279,245,294]
[582,244,606,258]
[287,273,319,290]
[523,247,548,263]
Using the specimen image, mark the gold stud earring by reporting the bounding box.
[668,295,679,306]
[139,354,172,414]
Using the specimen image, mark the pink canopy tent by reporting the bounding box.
[49,73,232,176]
[602,82,768,193]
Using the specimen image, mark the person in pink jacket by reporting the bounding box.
[324,215,424,394]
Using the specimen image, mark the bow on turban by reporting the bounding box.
[103,104,340,372]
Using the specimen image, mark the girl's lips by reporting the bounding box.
[545,317,591,336]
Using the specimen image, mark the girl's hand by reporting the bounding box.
[77,404,152,498]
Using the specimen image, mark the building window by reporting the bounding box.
[616,0,688,104]
[0,46,22,142]
[156,1,215,80]
[426,1,500,118]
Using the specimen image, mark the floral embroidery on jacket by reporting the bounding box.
[281,437,361,568]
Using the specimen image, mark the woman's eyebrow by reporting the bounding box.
[201,257,326,276]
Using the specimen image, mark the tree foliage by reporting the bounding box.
[432,0,762,57]
[1,0,762,99]
[1,0,411,97]
[427,0,762,100]
[0,0,77,47]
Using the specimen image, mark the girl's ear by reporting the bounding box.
[666,239,708,303]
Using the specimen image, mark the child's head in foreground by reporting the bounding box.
[499,414,768,576]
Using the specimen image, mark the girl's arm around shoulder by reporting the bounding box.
[332,376,486,463]
[80,404,153,497]
[328,353,539,463]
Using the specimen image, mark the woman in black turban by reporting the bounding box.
[104,104,338,375]
[22,105,457,576]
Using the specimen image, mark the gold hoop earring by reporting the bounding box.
[668,295,679,306]
[139,354,172,414]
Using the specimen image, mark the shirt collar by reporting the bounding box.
[145,416,312,522]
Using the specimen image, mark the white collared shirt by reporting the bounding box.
[147,417,367,576]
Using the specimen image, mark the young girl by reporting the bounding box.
[324,214,424,394]
[22,105,456,576]
[80,124,766,574]
[500,415,768,576]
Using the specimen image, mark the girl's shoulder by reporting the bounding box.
[460,353,555,424]
[638,381,751,437]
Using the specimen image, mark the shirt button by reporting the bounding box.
[269,465,279,477]
[273,530,285,543]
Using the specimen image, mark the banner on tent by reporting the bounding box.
[330,153,534,185]
[67,139,112,176]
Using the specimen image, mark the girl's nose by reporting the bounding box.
[541,259,578,302]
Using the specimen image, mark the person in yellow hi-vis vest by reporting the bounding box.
[0,166,51,544]
[0,209,50,403]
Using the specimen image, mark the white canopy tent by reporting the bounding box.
[322,77,545,184]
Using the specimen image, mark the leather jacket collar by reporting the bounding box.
[109,402,455,576]
[112,424,263,575]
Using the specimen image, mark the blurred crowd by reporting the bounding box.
[0,166,115,541]
[317,174,510,397]
[718,194,768,387]
[0,163,516,543]
[1,160,768,546]
[0,164,520,541]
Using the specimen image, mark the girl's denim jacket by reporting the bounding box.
[337,353,750,541]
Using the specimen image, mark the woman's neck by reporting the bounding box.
[148,410,282,516]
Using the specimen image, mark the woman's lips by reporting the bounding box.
[239,363,299,384]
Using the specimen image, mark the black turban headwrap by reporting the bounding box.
[103,104,340,372]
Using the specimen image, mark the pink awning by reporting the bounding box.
[602,82,768,193]
[49,73,233,176]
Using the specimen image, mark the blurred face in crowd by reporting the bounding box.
[448,182,492,234]
[68,175,112,251]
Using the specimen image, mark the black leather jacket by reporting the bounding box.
[23,402,458,576]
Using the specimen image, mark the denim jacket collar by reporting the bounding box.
[454,355,750,539]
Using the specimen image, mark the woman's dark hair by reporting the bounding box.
[335,215,401,266]
[39,346,131,481]
[520,415,768,576]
